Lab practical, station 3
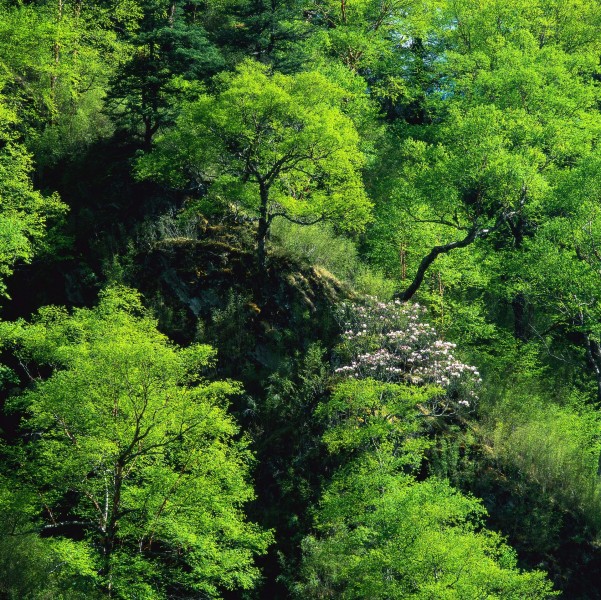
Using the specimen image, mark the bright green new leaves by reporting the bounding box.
[307,0,416,71]
[316,379,434,463]
[393,101,557,236]
[299,477,555,599]
[0,287,271,598]
[297,379,556,599]
[366,0,601,306]
[0,101,66,296]
[437,0,601,59]
[137,60,372,266]
[0,0,120,161]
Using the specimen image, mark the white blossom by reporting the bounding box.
[335,299,481,408]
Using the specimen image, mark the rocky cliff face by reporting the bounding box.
[135,222,351,381]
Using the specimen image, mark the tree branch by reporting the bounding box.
[268,211,326,226]
[395,214,508,301]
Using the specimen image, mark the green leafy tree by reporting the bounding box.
[296,379,556,599]
[363,0,601,348]
[208,0,310,71]
[303,0,443,122]
[106,0,224,148]
[491,150,601,398]
[0,101,66,296]
[306,0,419,72]
[0,287,271,598]
[0,481,100,599]
[137,59,372,272]
[0,0,120,161]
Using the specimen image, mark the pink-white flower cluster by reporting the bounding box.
[335,299,481,405]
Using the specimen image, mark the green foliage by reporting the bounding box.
[315,379,433,463]
[270,220,360,281]
[137,59,372,266]
[207,289,256,365]
[297,379,556,599]
[106,0,224,147]
[299,478,555,599]
[304,0,431,81]
[270,219,396,298]
[0,287,271,598]
[207,0,311,71]
[486,391,601,538]
[4,0,601,596]
[0,101,66,296]
[363,0,601,323]
[0,481,99,599]
[0,0,120,160]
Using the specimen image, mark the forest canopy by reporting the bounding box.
[2,0,601,598]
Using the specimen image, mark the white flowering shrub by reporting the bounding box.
[335,299,481,409]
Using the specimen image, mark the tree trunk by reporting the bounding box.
[509,215,528,341]
[512,292,527,341]
[143,116,155,151]
[104,463,123,597]
[141,41,159,150]
[256,183,270,275]
[50,0,64,121]
[585,335,601,404]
